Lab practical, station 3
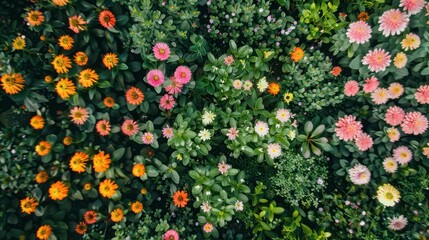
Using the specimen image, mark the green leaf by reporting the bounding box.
[229,40,237,51]
[304,121,313,135]
[98,81,111,88]
[349,55,361,70]
[171,171,180,184]
[112,148,125,161]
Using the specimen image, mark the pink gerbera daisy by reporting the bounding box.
[159,94,175,110]
[346,21,372,44]
[163,229,179,240]
[335,115,363,141]
[96,119,111,136]
[69,106,89,125]
[415,85,429,104]
[371,88,390,105]
[399,0,426,14]
[165,77,183,95]
[362,48,391,72]
[226,127,239,140]
[401,111,428,135]
[385,106,405,126]
[363,76,379,93]
[378,9,409,36]
[142,132,154,144]
[121,119,139,136]
[344,80,359,96]
[393,146,413,164]
[162,126,174,138]
[146,69,165,87]
[153,42,171,61]
[174,66,192,84]
[388,83,404,99]
[354,133,373,151]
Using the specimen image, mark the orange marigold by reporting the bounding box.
[69,152,89,173]
[132,163,146,177]
[78,69,99,88]
[20,197,38,214]
[99,179,118,198]
[125,86,144,105]
[52,55,72,74]
[84,210,98,224]
[69,15,87,33]
[358,11,369,21]
[103,96,115,108]
[110,208,123,222]
[74,52,88,66]
[58,35,74,50]
[35,141,51,156]
[1,73,25,95]
[36,225,52,240]
[331,66,342,77]
[75,222,87,235]
[26,10,44,26]
[63,136,73,146]
[35,170,49,184]
[102,53,119,70]
[267,82,280,95]
[99,10,116,29]
[48,181,69,200]
[290,47,304,62]
[131,201,143,214]
[55,78,76,99]
[30,115,45,130]
[173,190,189,208]
[52,0,69,6]
[93,151,111,173]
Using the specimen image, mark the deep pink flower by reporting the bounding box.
[363,76,379,93]
[174,66,192,84]
[385,106,405,126]
[346,21,372,44]
[399,0,426,14]
[335,115,363,141]
[147,69,165,87]
[153,42,171,61]
[401,111,428,135]
[354,133,373,151]
[121,119,139,136]
[159,94,175,110]
[415,85,429,104]
[165,77,183,95]
[378,9,409,36]
[362,49,391,72]
[344,80,359,96]
[163,229,179,240]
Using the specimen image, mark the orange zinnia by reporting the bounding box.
[63,136,73,146]
[48,181,69,200]
[99,179,118,198]
[20,197,38,214]
[96,120,111,136]
[75,222,87,235]
[358,11,369,21]
[35,170,49,184]
[55,78,76,99]
[52,55,72,74]
[30,115,45,129]
[26,10,44,26]
[58,35,74,50]
[83,183,92,191]
[125,86,144,105]
[267,82,280,95]
[331,66,342,77]
[110,208,123,222]
[103,96,115,108]
[290,47,304,62]
[36,225,52,240]
[69,152,89,173]
[92,151,111,173]
[69,15,87,33]
[78,69,99,88]
[52,0,69,6]
[35,141,51,156]
[131,201,143,214]
[173,190,189,208]
[102,53,119,70]
[84,210,98,224]
[74,52,88,66]
[132,163,146,177]
[1,73,25,95]
[99,10,116,29]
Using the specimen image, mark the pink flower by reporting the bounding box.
[385,106,405,126]
[415,85,429,104]
[153,42,171,61]
[69,107,89,125]
[203,223,214,233]
[393,146,412,164]
[363,76,379,93]
[362,49,391,72]
[224,55,234,65]
[335,115,363,141]
[159,94,175,110]
[348,164,371,185]
[147,69,165,87]
[346,21,372,44]
[371,88,390,105]
[388,83,404,99]
[218,161,231,174]
[121,119,139,136]
[399,0,426,14]
[174,66,192,84]
[226,127,239,140]
[267,143,282,159]
[142,132,154,144]
[354,133,373,151]
[388,215,408,231]
[378,9,409,36]
[96,119,111,136]
[163,229,179,240]
[165,77,183,95]
[344,80,359,96]
[401,111,428,135]
[276,108,291,123]
[162,126,174,138]
[386,128,401,142]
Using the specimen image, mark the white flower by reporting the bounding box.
[202,111,216,125]
[198,129,211,141]
[267,143,281,159]
[287,130,296,140]
[276,108,291,123]
[201,201,212,213]
[256,77,269,92]
[254,121,269,137]
[388,215,408,231]
[234,200,244,211]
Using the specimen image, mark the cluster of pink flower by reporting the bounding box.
[385,106,428,136]
[334,115,373,151]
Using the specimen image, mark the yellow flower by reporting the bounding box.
[377,183,401,207]
[92,151,111,173]
[99,179,118,198]
[51,55,72,74]
[130,201,143,214]
[78,69,99,88]
[69,152,89,173]
[102,53,119,70]
[55,78,76,99]
[58,35,74,50]
[20,197,38,214]
[283,92,294,104]
[36,225,52,240]
[140,188,148,195]
[393,52,407,69]
[1,73,25,95]
[263,51,274,59]
[48,181,69,200]
[83,183,92,191]
[12,36,26,50]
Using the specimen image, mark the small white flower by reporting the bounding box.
[234,200,244,211]
[202,111,216,125]
[267,143,281,159]
[254,121,269,137]
[256,77,269,92]
[201,201,212,213]
[198,129,211,141]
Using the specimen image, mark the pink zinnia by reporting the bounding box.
[348,163,371,185]
[146,69,165,87]
[346,21,372,44]
[165,77,183,95]
[142,132,154,144]
[69,106,89,125]
[121,119,139,136]
[163,229,179,240]
[96,119,111,136]
[415,85,429,104]
[401,111,428,135]
[385,106,405,126]
[386,127,401,142]
[174,66,192,84]
[378,9,409,37]
[388,83,404,99]
[226,127,239,140]
[159,94,175,110]
[362,49,391,72]
[344,80,359,96]
[393,146,412,164]
[399,0,426,14]
[162,126,174,138]
[153,42,171,61]
[224,55,234,65]
[363,76,379,93]
[371,88,390,105]
[388,215,408,231]
[335,115,363,141]
[354,133,373,151]
[218,161,231,174]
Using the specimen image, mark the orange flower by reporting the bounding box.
[69,15,87,33]
[358,12,369,21]
[173,190,189,208]
[74,52,88,66]
[52,55,72,74]
[131,201,143,214]
[103,97,115,108]
[20,197,38,214]
[69,106,89,125]
[83,183,92,191]
[267,82,280,95]
[44,75,53,83]
[110,208,123,222]
[84,210,98,224]
[99,179,118,198]
[290,47,304,62]
[35,170,48,184]
[93,151,111,173]
[30,115,45,130]
[1,73,25,95]
[55,78,76,99]
[69,152,89,173]
[12,36,26,50]
[35,141,51,156]
[140,188,148,195]
[49,181,69,200]
[125,86,144,105]
[63,136,73,146]
[58,35,74,50]
[96,120,111,136]
[75,222,87,235]
[103,53,119,70]
[78,69,99,88]
[99,10,116,29]
[132,163,146,177]
[26,10,44,26]
[52,0,69,6]
[331,66,342,77]
[36,225,52,240]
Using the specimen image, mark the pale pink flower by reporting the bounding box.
[393,146,412,164]
[159,94,175,110]
[378,9,409,37]
[243,80,253,91]
[218,161,231,174]
[276,108,291,123]
[254,121,269,137]
[383,157,398,173]
[224,55,234,65]
[388,83,404,99]
[385,106,405,126]
[401,33,421,51]
[415,85,429,104]
[153,42,171,61]
[174,66,192,84]
[388,215,408,231]
[335,115,363,141]
[371,88,390,105]
[267,143,281,159]
[146,69,165,87]
[386,128,400,142]
[232,79,242,89]
[165,77,183,95]
[69,106,89,125]
[393,52,407,68]
[401,111,428,135]
[121,119,139,136]
[354,133,373,151]
[226,127,239,140]
[234,200,244,211]
[162,126,174,138]
[427,3,429,15]
[163,229,179,240]
[344,80,359,96]
[348,163,371,185]
[400,0,426,14]
[363,76,379,93]
[346,21,372,44]
[142,132,154,144]
[203,223,214,233]
[362,49,391,72]
[200,201,212,213]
